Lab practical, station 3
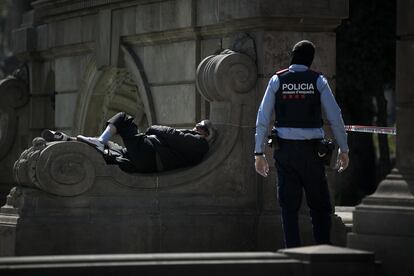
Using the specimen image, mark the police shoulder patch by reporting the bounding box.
[276,68,289,75]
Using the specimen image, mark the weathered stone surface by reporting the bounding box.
[11,26,36,55]
[54,93,78,129]
[0,51,263,255]
[135,41,196,84]
[81,14,97,43]
[348,170,414,276]
[29,96,54,129]
[196,50,257,102]
[196,0,348,28]
[54,56,83,92]
[135,0,193,34]
[396,40,414,170]
[262,31,336,82]
[96,9,112,69]
[397,0,414,36]
[280,245,377,276]
[0,252,303,275]
[152,84,196,125]
[0,246,378,276]
[1,0,348,257]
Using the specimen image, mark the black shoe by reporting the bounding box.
[41,129,71,142]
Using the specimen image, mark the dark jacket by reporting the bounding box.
[145,125,209,171]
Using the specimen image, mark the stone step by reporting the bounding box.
[0,252,301,276]
[0,245,378,276]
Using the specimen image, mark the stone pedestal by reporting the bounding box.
[1,0,348,255]
[280,245,378,276]
[347,1,414,276]
[348,170,414,276]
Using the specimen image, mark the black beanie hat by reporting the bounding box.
[290,40,315,67]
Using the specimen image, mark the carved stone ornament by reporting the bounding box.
[11,51,258,196]
[13,138,105,196]
[0,76,29,109]
[196,50,257,102]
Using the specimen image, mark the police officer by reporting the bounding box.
[254,40,349,248]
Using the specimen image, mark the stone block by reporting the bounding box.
[47,21,57,48]
[397,0,414,36]
[120,7,136,36]
[55,56,88,92]
[352,206,414,236]
[81,14,97,43]
[135,0,192,34]
[54,93,78,128]
[29,96,54,130]
[36,24,48,51]
[41,63,55,96]
[217,0,259,22]
[62,17,83,45]
[96,9,112,69]
[152,84,196,125]
[396,40,414,103]
[348,233,414,276]
[0,217,16,257]
[396,108,414,169]
[196,0,347,27]
[11,27,36,54]
[262,31,336,85]
[111,9,122,67]
[54,57,79,92]
[280,245,377,276]
[196,0,219,26]
[29,61,50,96]
[135,3,161,34]
[0,251,303,275]
[219,0,348,21]
[160,0,193,30]
[200,39,222,59]
[136,41,196,84]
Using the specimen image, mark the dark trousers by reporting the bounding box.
[107,112,157,173]
[274,138,332,248]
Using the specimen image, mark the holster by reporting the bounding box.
[267,128,279,150]
[317,139,339,169]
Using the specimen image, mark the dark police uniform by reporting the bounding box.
[255,40,348,249]
[273,68,332,247]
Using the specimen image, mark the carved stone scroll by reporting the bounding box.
[196,50,257,102]
[13,138,106,196]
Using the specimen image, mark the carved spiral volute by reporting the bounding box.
[0,76,29,109]
[196,50,257,102]
[14,139,100,196]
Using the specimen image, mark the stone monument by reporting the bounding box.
[0,0,348,255]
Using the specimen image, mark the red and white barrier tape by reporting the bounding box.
[345,125,396,135]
